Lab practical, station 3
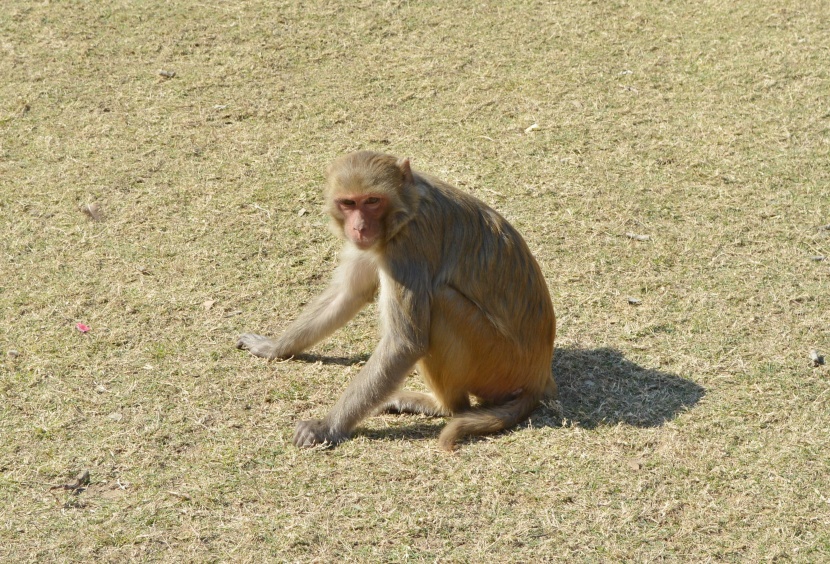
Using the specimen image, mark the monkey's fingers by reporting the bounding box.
[236,333,265,349]
[236,333,278,358]
[294,420,325,447]
[293,420,346,448]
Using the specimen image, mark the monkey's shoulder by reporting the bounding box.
[413,175,513,229]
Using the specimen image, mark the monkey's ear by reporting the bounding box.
[397,157,414,185]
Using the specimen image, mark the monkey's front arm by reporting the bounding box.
[293,335,425,447]
[236,253,378,359]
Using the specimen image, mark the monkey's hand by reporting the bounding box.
[236,333,281,359]
[293,419,348,448]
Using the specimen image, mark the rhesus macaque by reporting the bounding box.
[237,151,556,451]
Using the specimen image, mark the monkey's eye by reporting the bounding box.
[365,197,381,205]
[339,199,356,207]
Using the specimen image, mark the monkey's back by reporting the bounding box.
[403,172,555,354]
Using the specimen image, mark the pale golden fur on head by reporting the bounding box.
[324,151,418,243]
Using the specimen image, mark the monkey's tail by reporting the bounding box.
[438,392,542,452]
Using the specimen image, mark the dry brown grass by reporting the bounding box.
[1,0,828,561]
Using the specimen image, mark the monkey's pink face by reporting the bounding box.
[335,194,388,249]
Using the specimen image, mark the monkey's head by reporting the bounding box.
[325,151,417,250]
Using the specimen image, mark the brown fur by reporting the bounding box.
[237,151,556,450]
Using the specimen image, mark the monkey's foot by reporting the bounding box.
[377,391,449,416]
[293,419,348,448]
[236,333,279,359]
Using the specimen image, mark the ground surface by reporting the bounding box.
[1,0,828,561]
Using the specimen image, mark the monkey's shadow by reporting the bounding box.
[298,346,705,442]
[531,346,705,430]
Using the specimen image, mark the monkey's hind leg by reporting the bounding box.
[377,391,449,417]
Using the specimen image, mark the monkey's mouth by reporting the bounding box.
[352,237,376,249]
[350,231,381,249]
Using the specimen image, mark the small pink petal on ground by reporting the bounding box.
[76,323,90,333]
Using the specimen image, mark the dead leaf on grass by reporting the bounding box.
[203,299,216,310]
[158,69,176,78]
[625,232,650,241]
[79,202,103,221]
[627,297,642,305]
[809,350,825,367]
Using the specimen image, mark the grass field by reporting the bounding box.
[1,0,829,561]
